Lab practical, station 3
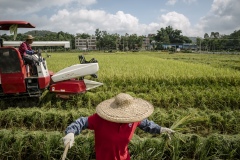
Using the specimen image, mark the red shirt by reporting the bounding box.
[18,41,32,56]
[88,113,141,160]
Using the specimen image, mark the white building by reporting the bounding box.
[75,36,97,50]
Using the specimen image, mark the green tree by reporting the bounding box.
[128,34,143,50]
[154,26,191,44]
[95,29,102,41]
[76,33,90,39]
[94,29,119,51]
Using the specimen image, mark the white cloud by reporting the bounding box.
[166,0,196,5]
[182,0,197,4]
[1,0,238,38]
[47,9,143,35]
[160,9,168,13]
[158,12,201,37]
[197,0,240,35]
[0,0,96,16]
[0,4,202,37]
[35,8,202,37]
[166,0,178,5]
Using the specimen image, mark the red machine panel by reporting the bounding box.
[49,80,86,94]
[38,76,51,89]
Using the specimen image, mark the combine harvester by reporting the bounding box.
[0,21,103,99]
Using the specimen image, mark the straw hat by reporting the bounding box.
[26,35,34,40]
[96,93,154,123]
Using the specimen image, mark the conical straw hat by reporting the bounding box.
[96,93,154,123]
[26,35,34,40]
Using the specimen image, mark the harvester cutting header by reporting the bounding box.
[0,21,103,99]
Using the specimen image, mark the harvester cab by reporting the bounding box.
[0,21,102,99]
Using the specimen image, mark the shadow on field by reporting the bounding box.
[0,91,87,110]
[0,91,59,110]
[0,97,41,110]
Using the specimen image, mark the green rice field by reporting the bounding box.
[0,51,240,159]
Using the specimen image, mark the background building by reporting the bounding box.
[142,34,155,50]
[75,36,97,50]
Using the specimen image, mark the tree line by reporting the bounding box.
[196,30,240,52]
[1,26,240,52]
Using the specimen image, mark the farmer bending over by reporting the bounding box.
[63,93,175,160]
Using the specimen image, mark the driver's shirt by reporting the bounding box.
[19,41,32,56]
[88,113,140,160]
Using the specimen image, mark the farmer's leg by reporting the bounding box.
[23,55,38,75]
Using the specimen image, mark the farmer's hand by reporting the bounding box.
[63,133,74,148]
[160,127,175,134]
[33,50,39,54]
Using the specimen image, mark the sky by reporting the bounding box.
[0,0,240,38]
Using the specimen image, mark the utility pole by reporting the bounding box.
[123,37,124,51]
[200,39,201,53]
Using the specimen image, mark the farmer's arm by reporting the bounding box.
[138,119,175,134]
[65,117,88,135]
[26,50,34,55]
[63,114,98,148]
[138,119,161,134]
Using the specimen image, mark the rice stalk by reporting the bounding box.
[170,114,193,132]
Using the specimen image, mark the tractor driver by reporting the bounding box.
[19,35,39,75]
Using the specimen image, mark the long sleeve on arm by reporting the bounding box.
[65,117,88,135]
[138,119,161,134]
[26,50,34,55]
